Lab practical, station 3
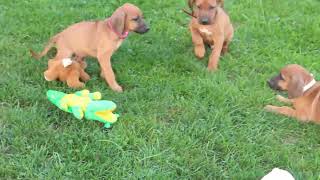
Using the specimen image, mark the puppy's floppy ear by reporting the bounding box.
[188,0,195,9]
[110,8,126,35]
[217,0,224,8]
[288,74,304,99]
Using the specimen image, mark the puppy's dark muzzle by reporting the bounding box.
[267,80,275,89]
[135,24,149,34]
[267,78,281,91]
[200,18,209,25]
[199,17,210,25]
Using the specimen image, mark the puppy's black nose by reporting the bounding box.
[145,26,150,32]
[200,18,209,25]
[267,80,274,88]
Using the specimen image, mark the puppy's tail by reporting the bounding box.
[30,35,59,60]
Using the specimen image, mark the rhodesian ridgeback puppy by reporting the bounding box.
[30,3,149,92]
[188,0,233,71]
[265,64,320,123]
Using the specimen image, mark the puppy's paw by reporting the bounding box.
[276,95,284,100]
[221,47,228,55]
[207,65,218,72]
[111,84,123,93]
[276,95,292,103]
[194,46,205,59]
[264,105,276,112]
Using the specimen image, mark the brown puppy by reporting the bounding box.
[265,64,320,123]
[44,58,90,88]
[188,0,233,71]
[30,3,149,92]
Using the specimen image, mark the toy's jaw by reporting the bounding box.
[95,109,118,123]
[46,90,67,107]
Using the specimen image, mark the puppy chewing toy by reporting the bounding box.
[47,90,119,128]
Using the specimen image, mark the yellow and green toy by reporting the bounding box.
[47,90,119,128]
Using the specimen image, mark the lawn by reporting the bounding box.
[1,0,320,179]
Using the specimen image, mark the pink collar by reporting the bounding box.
[107,20,129,39]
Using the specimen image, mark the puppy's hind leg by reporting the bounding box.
[74,55,87,69]
[54,42,73,60]
[221,41,230,55]
[221,27,233,55]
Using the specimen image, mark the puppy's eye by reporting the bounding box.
[280,74,284,80]
[209,6,216,10]
[132,17,139,21]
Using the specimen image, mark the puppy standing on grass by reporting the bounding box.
[188,0,233,71]
[265,64,320,123]
[30,3,149,92]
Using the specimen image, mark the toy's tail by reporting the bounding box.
[30,34,59,60]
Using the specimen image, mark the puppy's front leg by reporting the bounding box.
[208,37,224,71]
[190,26,205,59]
[264,105,298,118]
[276,95,293,104]
[97,51,123,92]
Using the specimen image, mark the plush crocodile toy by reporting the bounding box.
[47,90,119,128]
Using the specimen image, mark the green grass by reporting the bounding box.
[1,0,320,179]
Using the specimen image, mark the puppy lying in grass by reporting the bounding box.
[44,58,90,89]
[265,64,320,123]
[188,0,233,71]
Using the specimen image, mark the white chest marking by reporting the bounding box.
[199,28,212,36]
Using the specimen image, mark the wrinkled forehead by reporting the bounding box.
[123,4,142,17]
[281,65,306,76]
[196,0,217,6]
[280,68,288,75]
[280,68,295,78]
